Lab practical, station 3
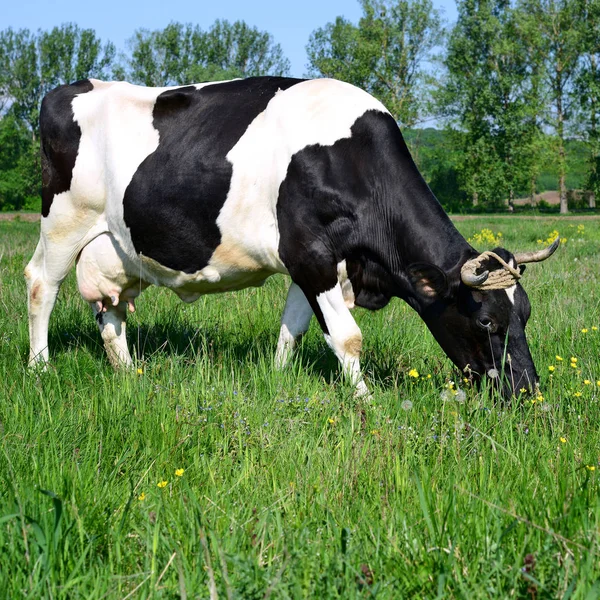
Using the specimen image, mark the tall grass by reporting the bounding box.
[0,217,599,598]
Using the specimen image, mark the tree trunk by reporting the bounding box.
[590,192,596,209]
[530,175,536,206]
[557,94,568,214]
[472,191,478,207]
[508,188,515,212]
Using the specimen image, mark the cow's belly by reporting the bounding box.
[76,233,274,308]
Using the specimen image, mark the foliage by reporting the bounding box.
[0,115,40,211]
[306,0,443,126]
[440,0,550,209]
[575,0,600,202]
[517,0,585,213]
[403,127,588,211]
[124,20,290,86]
[1,217,600,596]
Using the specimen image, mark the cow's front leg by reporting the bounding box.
[313,283,369,398]
[92,301,132,369]
[275,282,314,368]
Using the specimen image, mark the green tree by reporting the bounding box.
[519,0,583,213]
[576,0,600,207]
[125,20,290,87]
[306,0,444,126]
[441,0,546,208]
[0,115,39,210]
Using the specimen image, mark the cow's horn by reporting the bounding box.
[461,262,490,287]
[513,236,560,264]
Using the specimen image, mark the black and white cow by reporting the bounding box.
[26,76,558,397]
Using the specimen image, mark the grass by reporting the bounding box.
[0,216,599,598]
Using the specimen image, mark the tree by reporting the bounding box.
[125,20,290,87]
[441,0,547,208]
[0,114,39,210]
[518,0,583,213]
[576,0,600,207]
[306,0,444,126]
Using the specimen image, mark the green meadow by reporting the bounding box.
[0,216,599,598]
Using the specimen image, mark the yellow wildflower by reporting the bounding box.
[328,418,335,424]
[548,365,555,372]
[468,229,503,246]
[592,326,598,331]
[520,388,527,394]
[574,392,582,397]
[408,368,419,378]
[138,492,146,501]
[571,357,577,363]
[584,380,591,385]
[157,480,167,488]
[538,230,561,246]
[556,355,563,361]
[371,430,380,436]
[581,328,589,333]
[137,368,143,375]
[560,437,567,444]
[175,468,185,477]
[427,374,432,379]
[586,465,596,471]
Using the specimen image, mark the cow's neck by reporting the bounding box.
[350,169,475,313]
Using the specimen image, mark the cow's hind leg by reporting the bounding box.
[25,235,83,366]
[275,282,314,368]
[25,208,107,366]
[92,301,132,369]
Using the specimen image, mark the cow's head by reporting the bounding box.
[409,238,559,399]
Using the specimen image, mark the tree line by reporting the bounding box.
[0,0,598,213]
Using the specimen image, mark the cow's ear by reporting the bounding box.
[408,263,448,299]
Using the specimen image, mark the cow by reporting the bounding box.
[25,76,559,398]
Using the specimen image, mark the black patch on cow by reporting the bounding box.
[123,77,304,273]
[39,79,94,217]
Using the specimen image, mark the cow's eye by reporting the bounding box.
[477,317,494,330]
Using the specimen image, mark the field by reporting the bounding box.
[0,216,599,598]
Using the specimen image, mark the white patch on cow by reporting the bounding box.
[337,260,355,308]
[505,284,517,305]
[75,81,167,257]
[275,283,314,368]
[505,258,517,305]
[316,282,369,397]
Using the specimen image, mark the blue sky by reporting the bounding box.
[1,0,458,78]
